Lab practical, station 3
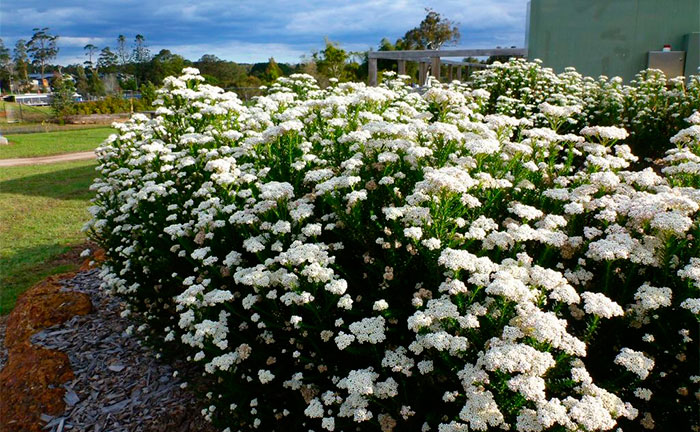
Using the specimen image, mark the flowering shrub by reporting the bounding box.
[471,59,700,160]
[87,64,700,431]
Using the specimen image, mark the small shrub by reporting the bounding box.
[88,66,700,431]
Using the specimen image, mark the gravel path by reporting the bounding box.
[0,151,96,167]
[28,270,217,432]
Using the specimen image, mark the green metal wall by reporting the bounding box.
[527,0,700,81]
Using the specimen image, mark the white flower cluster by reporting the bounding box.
[89,65,700,432]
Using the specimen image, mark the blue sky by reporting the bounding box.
[1,0,530,65]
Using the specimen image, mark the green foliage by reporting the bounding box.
[314,39,349,80]
[84,43,98,69]
[50,75,76,120]
[74,66,89,96]
[13,39,30,88]
[0,38,11,92]
[27,27,59,78]
[195,54,249,88]
[264,57,283,82]
[88,69,700,432]
[139,81,157,105]
[145,49,188,84]
[88,70,106,96]
[64,96,151,115]
[469,58,700,159]
[98,47,119,73]
[399,8,460,50]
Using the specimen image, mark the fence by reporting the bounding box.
[1,101,53,124]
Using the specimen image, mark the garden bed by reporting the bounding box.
[0,267,216,432]
[51,63,700,430]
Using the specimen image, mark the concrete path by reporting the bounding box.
[0,151,96,167]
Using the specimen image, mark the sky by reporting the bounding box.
[1,0,530,66]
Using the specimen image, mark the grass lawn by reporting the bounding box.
[0,123,111,134]
[0,160,97,314]
[0,127,114,159]
[1,101,53,124]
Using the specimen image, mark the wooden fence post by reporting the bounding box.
[368,58,378,86]
[397,60,406,75]
[430,57,441,81]
[456,66,462,81]
[419,62,429,86]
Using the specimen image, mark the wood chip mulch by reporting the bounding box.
[0,261,218,432]
[0,273,92,432]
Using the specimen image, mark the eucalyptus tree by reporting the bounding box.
[84,43,98,70]
[399,8,460,50]
[27,27,59,79]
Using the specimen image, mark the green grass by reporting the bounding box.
[0,160,97,314]
[0,123,110,134]
[0,127,113,159]
[1,101,53,124]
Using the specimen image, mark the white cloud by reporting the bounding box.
[60,36,109,47]
[160,41,311,64]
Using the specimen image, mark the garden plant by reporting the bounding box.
[87,60,700,431]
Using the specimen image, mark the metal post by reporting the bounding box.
[368,58,378,86]
[397,60,406,75]
[430,57,441,80]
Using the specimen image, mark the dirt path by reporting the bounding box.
[0,151,97,167]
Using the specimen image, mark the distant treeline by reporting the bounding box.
[0,9,513,99]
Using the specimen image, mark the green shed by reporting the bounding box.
[526,0,700,81]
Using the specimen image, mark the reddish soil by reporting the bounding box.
[0,249,103,432]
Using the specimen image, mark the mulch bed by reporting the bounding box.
[0,263,218,432]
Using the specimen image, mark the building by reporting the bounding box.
[526,0,700,81]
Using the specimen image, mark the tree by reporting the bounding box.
[139,81,157,105]
[88,70,105,96]
[84,44,98,70]
[0,38,12,92]
[199,54,221,63]
[50,73,75,121]
[195,55,248,88]
[313,39,348,80]
[131,34,151,87]
[116,35,130,67]
[27,27,59,80]
[75,66,90,96]
[132,34,150,63]
[98,47,118,73]
[400,9,460,50]
[145,49,187,84]
[13,40,30,85]
[264,57,283,82]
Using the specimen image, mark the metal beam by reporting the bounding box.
[368,48,527,60]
